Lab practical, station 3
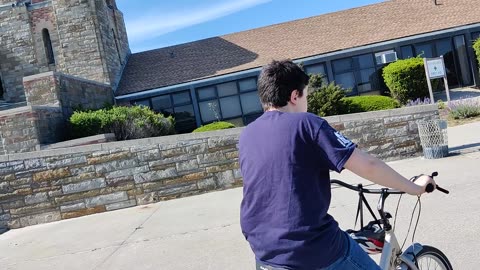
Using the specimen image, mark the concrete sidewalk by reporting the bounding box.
[0,121,479,270]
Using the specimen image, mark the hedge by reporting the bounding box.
[192,121,236,133]
[343,95,400,113]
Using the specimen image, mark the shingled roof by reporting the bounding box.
[116,0,480,96]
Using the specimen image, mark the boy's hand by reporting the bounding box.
[412,175,436,196]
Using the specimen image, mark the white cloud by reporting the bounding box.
[125,0,271,42]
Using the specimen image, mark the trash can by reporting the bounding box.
[417,119,449,159]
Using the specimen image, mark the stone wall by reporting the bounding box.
[23,71,114,117]
[0,105,440,229]
[0,105,64,155]
[0,5,38,102]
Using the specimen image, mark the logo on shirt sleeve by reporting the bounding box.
[334,131,354,148]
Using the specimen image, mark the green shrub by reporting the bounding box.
[307,74,349,117]
[69,106,175,140]
[382,57,430,104]
[343,95,400,113]
[193,121,235,133]
[474,38,480,70]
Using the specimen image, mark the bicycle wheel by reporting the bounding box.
[411,245,453,270]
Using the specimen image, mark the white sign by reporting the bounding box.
[426,58,446,79]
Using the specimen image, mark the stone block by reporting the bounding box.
[225,151,239,160]
[136,192,158,205]
[161,147,187,158]
[70,165,95,176]
[60,202,86,213]
[10,202,55,216]
[197,178,216,190]
[215,170,235,188]
[1,199,25,210]
[384,115,413,125]
[136,149,160,162]
[105,199,136,211]
[95,159,138,174]
[184,143,208,155]
[62,178,106,195]
[205,162,239,173]
[61,206,106,220]
[105,165,149,179]
[157,183,197,197]
[207,136,238,148]
[149,155,190,169]
[51,172,98,186]
[85,191,128,208]
[3,174,15,182]
[46,156,87,169]
[54,189,101,204]
[33,168,70,182]
[25,192,48,205]
[233,169,242,179]
[197,152,226,164]
[87,152,131,165]
[176,159,198,172]
[19,211,61,227]
[134,167,177,184]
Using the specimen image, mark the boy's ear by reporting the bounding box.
[290,90,299,104]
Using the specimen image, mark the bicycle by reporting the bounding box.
[331,172,452,270]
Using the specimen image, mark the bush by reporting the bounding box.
[193,121,235,133]
[448,98,480,119]
[69,106,175,140]
[307,74,349,116]
[382,57,430,104]
[343,95,400,113]
[405,97,432,107]
[474,38,480,70]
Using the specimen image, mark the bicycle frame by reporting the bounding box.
[379,228,421,270]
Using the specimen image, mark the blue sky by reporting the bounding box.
[116,0,385,53]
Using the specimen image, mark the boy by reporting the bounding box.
[239,60,434,269]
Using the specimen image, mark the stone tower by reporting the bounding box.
[0,0,130,103]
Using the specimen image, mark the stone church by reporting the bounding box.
[0,0,129,154]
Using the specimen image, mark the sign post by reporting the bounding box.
[424,56,450,104]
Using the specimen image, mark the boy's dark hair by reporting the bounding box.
[257,60,310,109]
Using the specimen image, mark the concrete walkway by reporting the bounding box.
[0,121,479,270]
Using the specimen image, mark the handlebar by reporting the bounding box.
[331,171,450,195]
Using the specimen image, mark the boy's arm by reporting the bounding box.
[344,148,434,196]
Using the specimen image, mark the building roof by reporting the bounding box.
[116,0,480,96]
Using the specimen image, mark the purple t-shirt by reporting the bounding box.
[239,111,356,269]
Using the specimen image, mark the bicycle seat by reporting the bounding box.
[256,261,289,270]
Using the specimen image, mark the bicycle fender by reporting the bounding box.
[397,243,424,270]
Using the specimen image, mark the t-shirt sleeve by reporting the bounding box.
[312,120,356,173]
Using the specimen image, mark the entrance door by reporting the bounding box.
[453,35,473,86]
[435,39,459,88]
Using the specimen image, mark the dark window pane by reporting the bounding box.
[172,91,191,105]
[454,35,473,85]
[158,107,174,117]
[401,45,414,59]
[151,95,171,111]
[174,105,196,133]
[217,81,238,97]
[415,43,434,58]
[220,96,242,118]
[358,82,372,92]
[333,58,353,73]
[473,32,480,41]
[197,86,216,100]
[199,100,220,123]
[359,68,376,83]
[239,78,257,92]
[304,64,326,75]
[334,72,355,89]
[240,92,262,114]
[436,39,452,56]
[355,54,374,69]
[133,99,150,108]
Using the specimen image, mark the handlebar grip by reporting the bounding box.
[425,183,435,193]
[425,183,450,194]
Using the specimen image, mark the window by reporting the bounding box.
[375,50,397,65]
[304,63,328,83]
[401,45,414,59]
[133,90,196,133]
[415,43,434,58]
[196,77,262,124]
[112,29,122,64]
[472,32,480,41]
[332,54,378,95]
[42,29,55,65]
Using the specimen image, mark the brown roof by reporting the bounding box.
[116,0,480,96]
